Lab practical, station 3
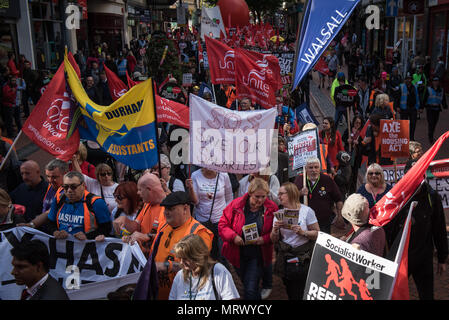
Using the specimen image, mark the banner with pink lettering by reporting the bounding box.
[189,94,277,174]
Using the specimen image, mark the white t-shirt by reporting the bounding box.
[191,170,233,224]
[167,177,185,192]
[273,205,318,248]
[237,175,280,205]
[169,263,240,300]
[84,175,118,214]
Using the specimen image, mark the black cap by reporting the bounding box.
[160,191,191,208]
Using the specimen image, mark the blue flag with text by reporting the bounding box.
[292,0,360,90]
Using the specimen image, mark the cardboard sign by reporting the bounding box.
[333,84,358,108]
[304,232,397,300]
[182,73,193,87]
[379,120,410,158]
[287,128,320,178]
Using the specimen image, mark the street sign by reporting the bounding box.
[386,0,398,17]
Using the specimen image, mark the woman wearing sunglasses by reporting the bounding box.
[356,163,392,209]
[72,158,118,214]
[111,181,141,227]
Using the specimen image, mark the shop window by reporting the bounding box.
[430,12,446,70]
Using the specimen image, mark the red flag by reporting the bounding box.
[370,130,449,299]
[22,62,80,161]
[126,71,141,89]
[155,94,190,129]
[205,36,235,85]
[313,57,330,75]
[103,63,128,100]
[240,49,282,90]
[198,40,204,64]
[234,48,280,109]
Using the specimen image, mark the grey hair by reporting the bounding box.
[365,163,386,186]
[45,159,69,173]
[306,157,321,168]
[64,171,85,184]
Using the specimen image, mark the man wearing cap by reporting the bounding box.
[422,77,447,144]
[341,193,385,257]
[150,191,213,300]
[399,74,420,141]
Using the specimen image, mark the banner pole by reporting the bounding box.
[303,166,308,206]
[0,130,22,172]
[347,107,351,152]
[394,158,398,183]
[151,80,162,177]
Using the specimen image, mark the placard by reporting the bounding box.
[287,128,320,178]
[379,120,410,158]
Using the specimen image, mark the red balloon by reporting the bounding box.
[217,0,250,29]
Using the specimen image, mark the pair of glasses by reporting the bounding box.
[99,172,112,177]
[62,183,82,191]
[114,194,125,201]
[368,172,381,176]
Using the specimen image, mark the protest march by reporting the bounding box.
[1,0,448,303]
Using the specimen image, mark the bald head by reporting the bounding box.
[137,173,166,204]
[20,160,42,187]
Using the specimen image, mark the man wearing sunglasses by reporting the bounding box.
[46,171,112,241]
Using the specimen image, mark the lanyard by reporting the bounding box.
[189,274,201,300]
[307,177,320,199]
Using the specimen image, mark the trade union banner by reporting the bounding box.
[205,36,235,85]
[189,94,277,174]
[292,0,360,90]
[304,232,398,300]
[64,52,159,170]
[22,53,80,162]
[0,227,146,300]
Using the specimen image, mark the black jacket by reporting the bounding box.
[30,275,69,300]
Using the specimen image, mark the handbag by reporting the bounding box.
[201,173,220,232]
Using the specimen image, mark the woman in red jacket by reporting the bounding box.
[218,178,278,300]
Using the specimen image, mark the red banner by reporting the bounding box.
[103,63,128,101]
[205,36,235,85]
[22,60,80,161]
[234,48,280,108]
[155,94,189,129]
[314,57,330,75]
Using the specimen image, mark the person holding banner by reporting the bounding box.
[0,188,25,231]
[341,193,386,256]
[357,163,392,209]
[383,164,448,300]
[219,178,277,300]
[271,182,319,300]
[295,157,344,234]
[46,171,112,241]
[371,94,395,120]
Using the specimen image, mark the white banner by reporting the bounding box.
[189,94,277,174]
[200,6,226,40]
[0,227,147,300]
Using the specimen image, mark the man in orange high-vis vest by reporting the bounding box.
[150,191,213,300]
[47,171,112,241]
[114,173,167,256]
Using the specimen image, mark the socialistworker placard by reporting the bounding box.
[380,119,410,158]
[334,84,358,108]
[304,232,397,300]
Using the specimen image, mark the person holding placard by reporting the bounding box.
[271,182,319,300]
[219,178,278,300]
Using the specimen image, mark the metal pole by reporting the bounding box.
[0,130,22,171]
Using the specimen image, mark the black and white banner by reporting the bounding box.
[0,227,146,300]
[304,232,397,300]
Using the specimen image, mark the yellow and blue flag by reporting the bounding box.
[64,52,159,170]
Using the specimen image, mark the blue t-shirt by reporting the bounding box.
[47,194,111,235]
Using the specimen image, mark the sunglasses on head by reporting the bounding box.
[62,182,82,191]
[99,172,112,177]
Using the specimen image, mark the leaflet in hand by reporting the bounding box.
[242,223,259,244]
[274,209,299,229]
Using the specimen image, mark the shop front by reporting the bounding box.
[88,12,124,54]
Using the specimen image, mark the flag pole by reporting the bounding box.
[347,107,352,152]
[0,130,22,171]
[303,166,308,206]
[151,79,162,178]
